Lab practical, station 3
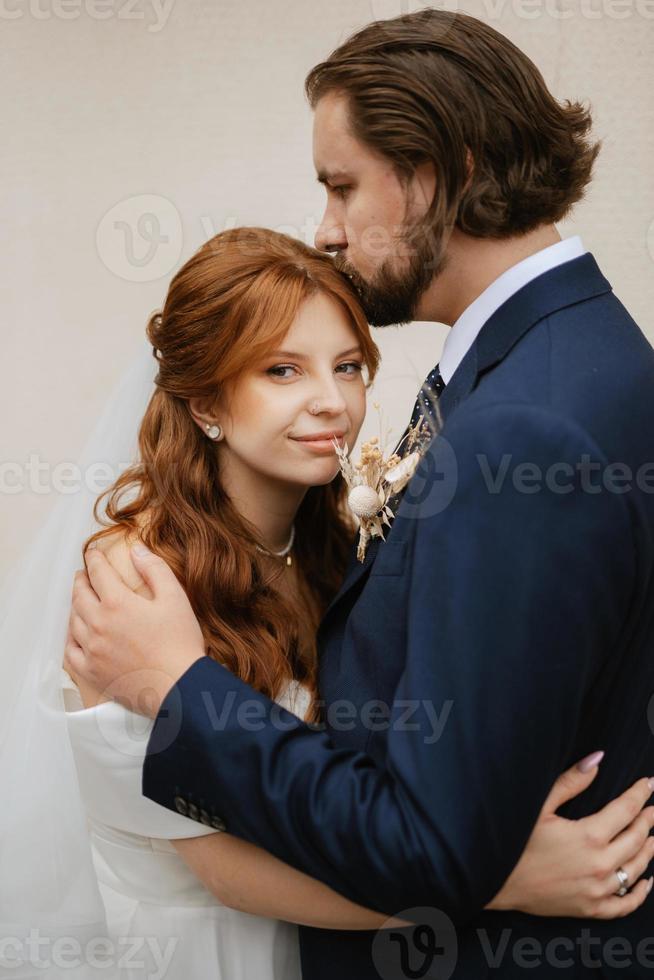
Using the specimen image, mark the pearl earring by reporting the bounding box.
[205,423,222,441]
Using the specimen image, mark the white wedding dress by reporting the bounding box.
[62,668,310,980]
[0,345,311,978]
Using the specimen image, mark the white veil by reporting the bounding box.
[0,340,158,978]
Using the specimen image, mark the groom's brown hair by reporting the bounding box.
[305,10,600,242]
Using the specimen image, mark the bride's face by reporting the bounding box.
[214,291,367,490]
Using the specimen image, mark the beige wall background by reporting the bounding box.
[2,0,653,587]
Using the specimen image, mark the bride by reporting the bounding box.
[2,228,652,980]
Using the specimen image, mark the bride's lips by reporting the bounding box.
[290,430,347,455]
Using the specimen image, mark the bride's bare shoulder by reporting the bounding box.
[90,519,153,599]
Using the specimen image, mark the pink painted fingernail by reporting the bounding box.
[647,877,653,896]
[648,778,654,793]
[577,751,605,773]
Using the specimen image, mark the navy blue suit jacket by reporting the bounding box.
[143,254,654,978]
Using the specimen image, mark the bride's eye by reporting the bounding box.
[266,365,298,380]
[335,362,363,377]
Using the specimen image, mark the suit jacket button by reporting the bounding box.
[174,795,188,816]
[188,803,200,821]
[210,816,227,831]
[199,808,211,826]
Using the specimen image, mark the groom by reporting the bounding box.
[69,11,654,978]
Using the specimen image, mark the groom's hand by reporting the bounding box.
[65,545,206,718]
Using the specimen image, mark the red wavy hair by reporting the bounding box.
[83,228,380,719]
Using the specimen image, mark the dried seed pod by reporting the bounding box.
[347,485,384,519]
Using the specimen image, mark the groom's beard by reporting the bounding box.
[334,225,447,327]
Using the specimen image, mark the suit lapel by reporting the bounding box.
[319,537,382,633]
[319,254,612,628]
[439,253,612,422]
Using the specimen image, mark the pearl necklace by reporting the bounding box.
[255,525,295,567]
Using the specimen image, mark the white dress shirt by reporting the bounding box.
[439,236,587,384]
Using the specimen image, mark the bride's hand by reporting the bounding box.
[486,756,654,918]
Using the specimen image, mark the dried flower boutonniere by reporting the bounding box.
[333,403,435,562]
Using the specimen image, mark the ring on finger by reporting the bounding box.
[615,867,630,897]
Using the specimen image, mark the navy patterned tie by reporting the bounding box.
[407,363,446,432]
[386,363,446,514]
[395,363,446,458]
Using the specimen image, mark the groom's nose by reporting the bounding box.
[315,215,347,255]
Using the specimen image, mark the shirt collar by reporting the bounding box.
[439,236,586,384]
